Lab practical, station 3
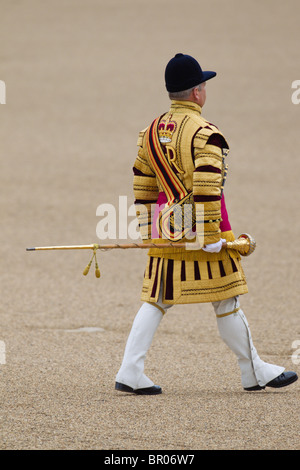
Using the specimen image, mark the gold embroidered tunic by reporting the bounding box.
[133,100,248,304]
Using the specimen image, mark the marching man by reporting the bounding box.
[115,53,298,394]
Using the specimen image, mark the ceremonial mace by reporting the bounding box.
[26,233,256,279]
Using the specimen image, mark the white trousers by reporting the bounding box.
[116,294,284,390]
[115,294,171,389]
[212,297,284,388]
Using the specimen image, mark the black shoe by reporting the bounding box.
[244,371,298,391]
[244,384,265,391]
[115,381,162,395]
[266,371,298,388]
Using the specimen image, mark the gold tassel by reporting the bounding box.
[83,265,90,276]
[94,252,101,278]
[83,252,95,276]
[83,245,101,278]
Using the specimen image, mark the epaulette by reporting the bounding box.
[137,127,148,147]
[193,126,216,149]
[193,124,228,150]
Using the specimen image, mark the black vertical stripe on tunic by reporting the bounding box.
[165,259,174,300]
[149,256,153,279]
[229,255,238,273]
[151,258,161,298]
[194,261,201,280]
[218,260,226,277]
[207,262,213,279]
[181,261,186,281]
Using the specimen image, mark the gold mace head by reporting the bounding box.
[226,233,256,256]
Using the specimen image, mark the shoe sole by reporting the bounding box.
[244,385,265,391]
[115,382,162,395]
[134,388,162,395]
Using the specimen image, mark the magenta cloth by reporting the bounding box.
[220,193,231,232]
[151,192,231,238]
[151,192,167,238]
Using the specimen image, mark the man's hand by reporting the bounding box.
[202,238,226,253]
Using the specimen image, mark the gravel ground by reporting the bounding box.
[1,0,299,451]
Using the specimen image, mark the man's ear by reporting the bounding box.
[192,86,200,100]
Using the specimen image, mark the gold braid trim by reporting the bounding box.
[215,307,240,318]
[146,302,166,315]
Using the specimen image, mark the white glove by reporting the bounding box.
[202,238,226,253]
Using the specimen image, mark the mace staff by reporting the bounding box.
[26,233,256,278]
[26,233,256,255]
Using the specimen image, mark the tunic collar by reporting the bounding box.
[169,100,202,115]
